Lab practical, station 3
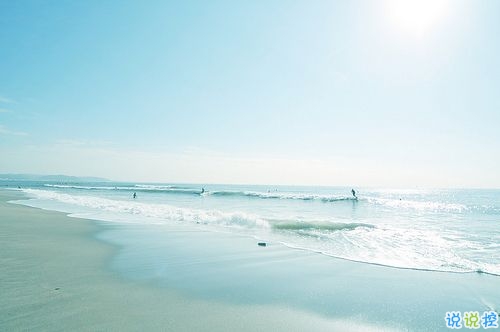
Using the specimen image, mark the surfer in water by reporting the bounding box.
[351,189,357,199]
[133,192,137,199]
[201,188,205,194]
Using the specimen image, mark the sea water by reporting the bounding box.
[4,181,500,276]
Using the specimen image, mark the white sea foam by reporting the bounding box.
[278,225,500,275]
[23,189,270,229]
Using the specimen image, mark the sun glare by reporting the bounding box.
[385,0,449,37]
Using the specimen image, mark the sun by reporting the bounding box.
[385,0,449,37]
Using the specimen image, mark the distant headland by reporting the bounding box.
[0,174,110,182]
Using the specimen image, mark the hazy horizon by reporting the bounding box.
[1,0,499,188]
[2,173,499,191]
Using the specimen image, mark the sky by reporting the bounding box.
[1,0,499,187]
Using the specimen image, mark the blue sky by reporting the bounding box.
[1,0,499,187]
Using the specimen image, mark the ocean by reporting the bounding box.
[4,181,500,276]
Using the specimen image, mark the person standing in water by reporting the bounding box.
[133,192,137,199]
[351,189,357,199]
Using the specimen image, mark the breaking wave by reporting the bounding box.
[208,190,357,202]
[272,221,374,232]
[24,189,270,229]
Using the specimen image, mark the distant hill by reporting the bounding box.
[0,174,110,182]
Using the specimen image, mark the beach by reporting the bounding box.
[3,0,500,330]
[1,188,499,331]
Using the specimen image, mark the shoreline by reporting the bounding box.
[0,189,397,331]
[2,189,499,331]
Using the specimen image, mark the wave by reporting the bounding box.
[44,184,125,190]
[21,190,378,237]
[275,224,500,276]
[134,184,189,190]
[22,189,368,232]
[279,241,500,277]
[24,189,270,229]
[208,190,358,202]
[272,221,374,232]
[43,184,359,202]
[44,184,203,195]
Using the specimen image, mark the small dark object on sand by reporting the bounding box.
[258,242,267,247]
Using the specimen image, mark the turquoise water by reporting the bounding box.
[4,181,500,276]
